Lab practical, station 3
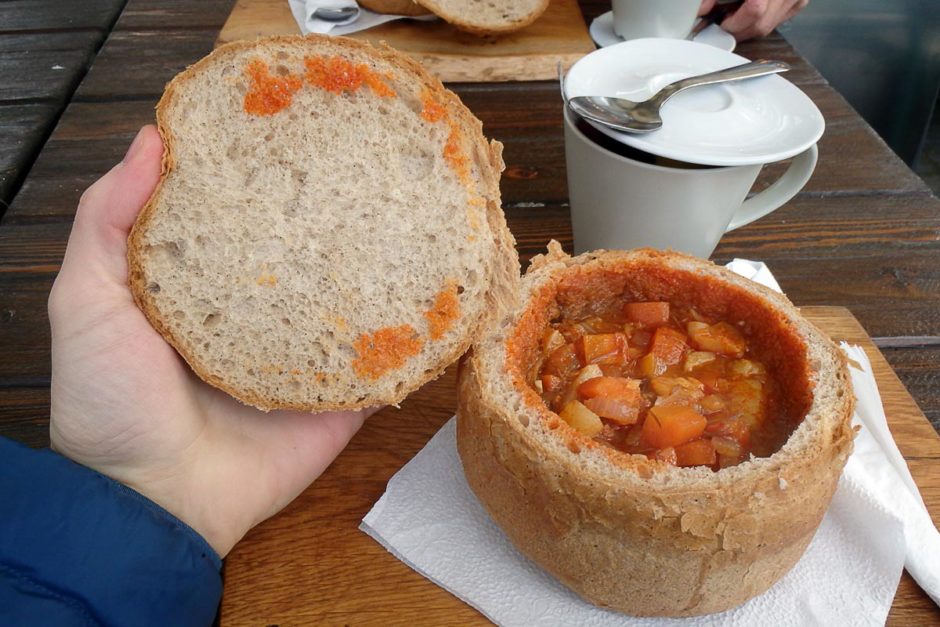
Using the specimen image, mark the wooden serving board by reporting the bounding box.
[215,0,597,82]
[219,307,940,626]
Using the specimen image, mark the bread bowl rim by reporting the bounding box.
[461,244,856,494]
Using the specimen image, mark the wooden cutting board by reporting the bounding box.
[219,306,940,626]
[215,0,597,82]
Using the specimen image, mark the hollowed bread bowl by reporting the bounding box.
[457,245,855,617]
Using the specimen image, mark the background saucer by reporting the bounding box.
[590,11,736,52]
[564,38,825,166]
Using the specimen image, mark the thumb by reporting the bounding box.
[60,125,164,290]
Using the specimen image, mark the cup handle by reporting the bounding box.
[726,144,818,232]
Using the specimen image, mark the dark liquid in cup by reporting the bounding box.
[574,116,718,170]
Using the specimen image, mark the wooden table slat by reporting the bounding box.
[0,0,125,33]
[114,0,237,31]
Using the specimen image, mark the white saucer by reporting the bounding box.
[590,11,736,52]
[564,38,825,167]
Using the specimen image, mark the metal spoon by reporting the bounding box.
[566,59,790,134]
[312,6,360,22]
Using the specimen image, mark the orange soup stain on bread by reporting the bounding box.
[243,60,303,116]
[444,121,471,184]
[353,325,423,380]
[304,55,395,97]
[420,90,446,123]
[425,281,460,340]
[418,91,470,184]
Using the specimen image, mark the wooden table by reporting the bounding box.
[0,0,937,624]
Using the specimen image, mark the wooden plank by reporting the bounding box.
[115,0,237,31]
[0,31,103,55]
[3,100,152,223]
[882,346,940,434]
[0,271,54,382]
[74,30,219,101]
[0,103,60,210]
[0,388,51,449]
[0,0,124,32]
[0,48,96,103]
[218,306,940,624]
[215,0,596,83]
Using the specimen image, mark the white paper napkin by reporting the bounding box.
[361,260,940,624]
[288,0,436,36]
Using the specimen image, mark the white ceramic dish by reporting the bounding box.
[564,38,825,166]
[590,11,736,52]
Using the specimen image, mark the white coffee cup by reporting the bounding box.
[612,0,701,40]
[563,108,818,258]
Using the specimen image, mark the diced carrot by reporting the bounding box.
[623,301,670,326]
[581,333,628,365]
[578,375,640,399]
[649,327,688,365]
[577,376,643,424]
[641,405,708,449]
[674,439,717,467]
[638,327,688,377]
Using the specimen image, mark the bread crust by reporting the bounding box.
[359,0,431,16]
[457,246,855,616]
[415,0,550,36]
[128,35,518,412]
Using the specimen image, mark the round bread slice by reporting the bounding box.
[128,35,519,412]
[457,244,855,617]
[416,0,550,35]
[359,0,431,16]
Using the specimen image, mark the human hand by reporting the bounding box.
[698,0,808,41]
[48,126,374,557]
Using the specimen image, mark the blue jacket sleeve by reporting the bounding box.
[0,437,222,627]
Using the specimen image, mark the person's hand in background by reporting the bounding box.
[47,126,374,557]
[698,0,808,41]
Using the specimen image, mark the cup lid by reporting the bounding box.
[564,38,825,167]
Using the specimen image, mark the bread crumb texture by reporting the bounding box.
[128,35,516,410]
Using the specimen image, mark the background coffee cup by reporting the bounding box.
[563,108,818,258]
[612,0,702,40]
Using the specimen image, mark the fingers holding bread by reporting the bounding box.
[128,35,518,412]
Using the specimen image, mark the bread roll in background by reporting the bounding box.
[416,0,550,35]
[457,245,855,617]
[358,0,431,17]
[128,35,519,412]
